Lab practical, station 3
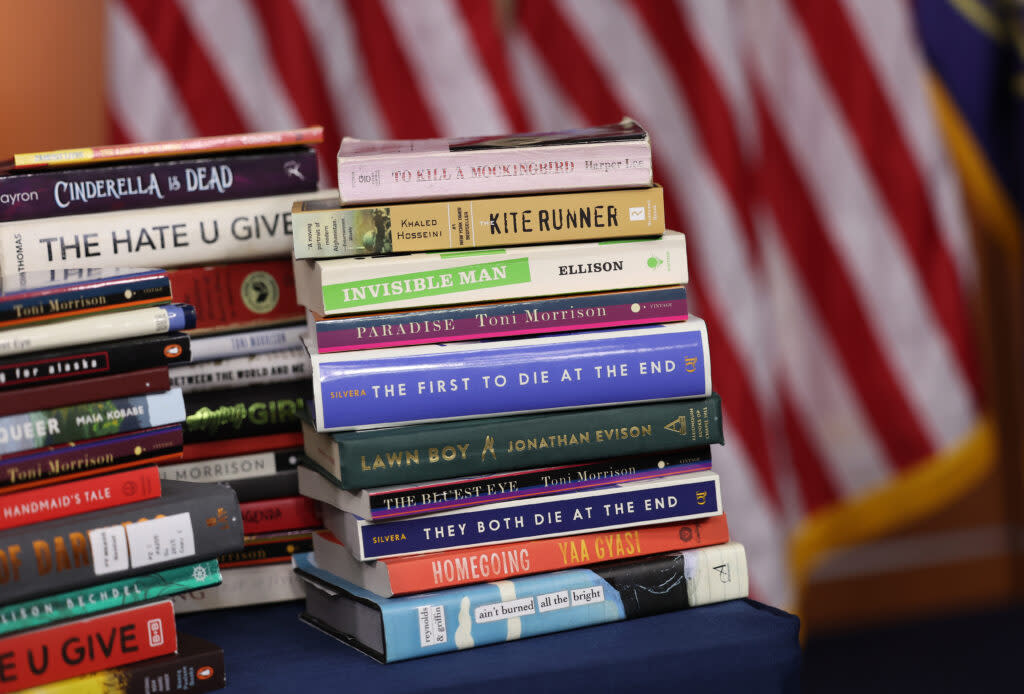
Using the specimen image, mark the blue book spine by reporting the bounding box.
[310,319,711,431]
[337,471,720,560]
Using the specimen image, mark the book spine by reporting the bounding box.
[0,304,195,358]
[318,394,723,488]
[167,259,304,333]
[306,232,687,315]
[240,495,320,534]
[0,333,190,391]
[225,469,299,503]
[0,480,244,603]
[0,272,171,327]
[0,367,170,418]
[0,191,319,275]
[336,471,721,560]
[379,514,731,595]
[0,466,162,530]
[0,148,318,222]
[187,324,306,363]
[0,601,177,690]
[169,347,310,394]
[0,425,183,493]
[311,321,710,431]
[313,286,687,353]
[219,530,313,568]
[172,563,305,613]
[183,381,309,444]
[295,186,663,258]
[0,389,186,456]
[337,139,653,204]
[181,432,303,463]
[301,447,711,520]
[158,448,300,485]
[0,560,221,637]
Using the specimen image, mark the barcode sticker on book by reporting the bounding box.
[417,605,447,647]
[88,524,131,575]
[125,512,196,568]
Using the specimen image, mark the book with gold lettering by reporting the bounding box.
[293,541,748,662]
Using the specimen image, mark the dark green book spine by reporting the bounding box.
[312,394,722,489]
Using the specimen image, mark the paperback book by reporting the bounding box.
[188,324,305,363]
[294,231,686,316]
[172,562,305,613]
[219,530,314,568]
[183,381,308,444]
[294,541,748,662]
[169,347,310,393]
[336,118,652,204]
[306,320,711,431]
[325,470,721,560]
[0,366,170,417]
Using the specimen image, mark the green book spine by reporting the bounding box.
[0,559,222,636]
[305,394,722,489]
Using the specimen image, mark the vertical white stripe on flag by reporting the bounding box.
[508,33,585,131]
[380,0,511,136]
[840,0,977,290]
[760,211,893,496]
[293,0,388,139]
[177,0,303,131]
[746,0,976,451]
[106,1,196,141]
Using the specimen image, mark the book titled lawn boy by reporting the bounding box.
[307,319,711,431]
[293,541,748,663]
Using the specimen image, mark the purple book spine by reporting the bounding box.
[314,286,688,353]
[0,148,318,222]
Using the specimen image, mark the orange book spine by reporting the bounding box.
[371,514,729,595]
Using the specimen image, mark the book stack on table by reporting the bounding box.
[0,268,244,692]
[290,119,749,663]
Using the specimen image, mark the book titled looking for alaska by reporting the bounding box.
[294,541,748,662]
[306,319,711,431]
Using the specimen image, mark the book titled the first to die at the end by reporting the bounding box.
[307,319,711,431]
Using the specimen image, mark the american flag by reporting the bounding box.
[107,0,985,610]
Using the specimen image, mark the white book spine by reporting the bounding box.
[159,451,284,484]
[172,563,304,613]
[0,305,178,358]
[169,346,310,393]
[338,140,652,204]
[188,324,307,363]
[297,231,687,316]
[0,191,320,275]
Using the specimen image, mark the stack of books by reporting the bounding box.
[290,119,749,662]
[0,269,243,691]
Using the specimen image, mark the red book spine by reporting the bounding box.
[0,466,161,530]
[168,260,304,333]
[180,432,303,463]
[240,495,321,534]
[0,600,176,691]
[0,367,170,417]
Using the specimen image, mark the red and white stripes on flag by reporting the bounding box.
[107,0,983,610]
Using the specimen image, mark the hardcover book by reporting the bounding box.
[0,388,185,456]
[158,448,301,486]
[0,146,318,222]
[311,513,730,597]
[0,560,221,637]
[225,469,299,503]
[0,268,170,327]
[187,324,305,364]
[306,320,711,431]
[0,424,183,494]
[294,231,687,316]
[239,495,321,535]
[183,381,309,444]
[181,432,303,464]
[293,186,663,258]
[308,286,687,353]
[172,562,305,613]
[298,446,712,521]
[169,347,310,394]
[302,395,723,489]
[0,600,177,691]
[0,332,190,391]
[326,470,721,561]
[337,118,651,204]
[0,366,170,417]
[294,541,748,662]
[219,530,314,568]
[0,479,243,604]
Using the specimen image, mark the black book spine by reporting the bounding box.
[226,469,299,502]
[118,633,226,694]
[183,381,310,444]
[0,480,243,603]
[0,332,191,390]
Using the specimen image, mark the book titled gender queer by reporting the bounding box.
[307,319,711,431]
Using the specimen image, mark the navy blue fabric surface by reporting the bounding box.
[178,598,800,693]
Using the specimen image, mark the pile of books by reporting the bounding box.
[0,269,243,691]
[290,119,749,662]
